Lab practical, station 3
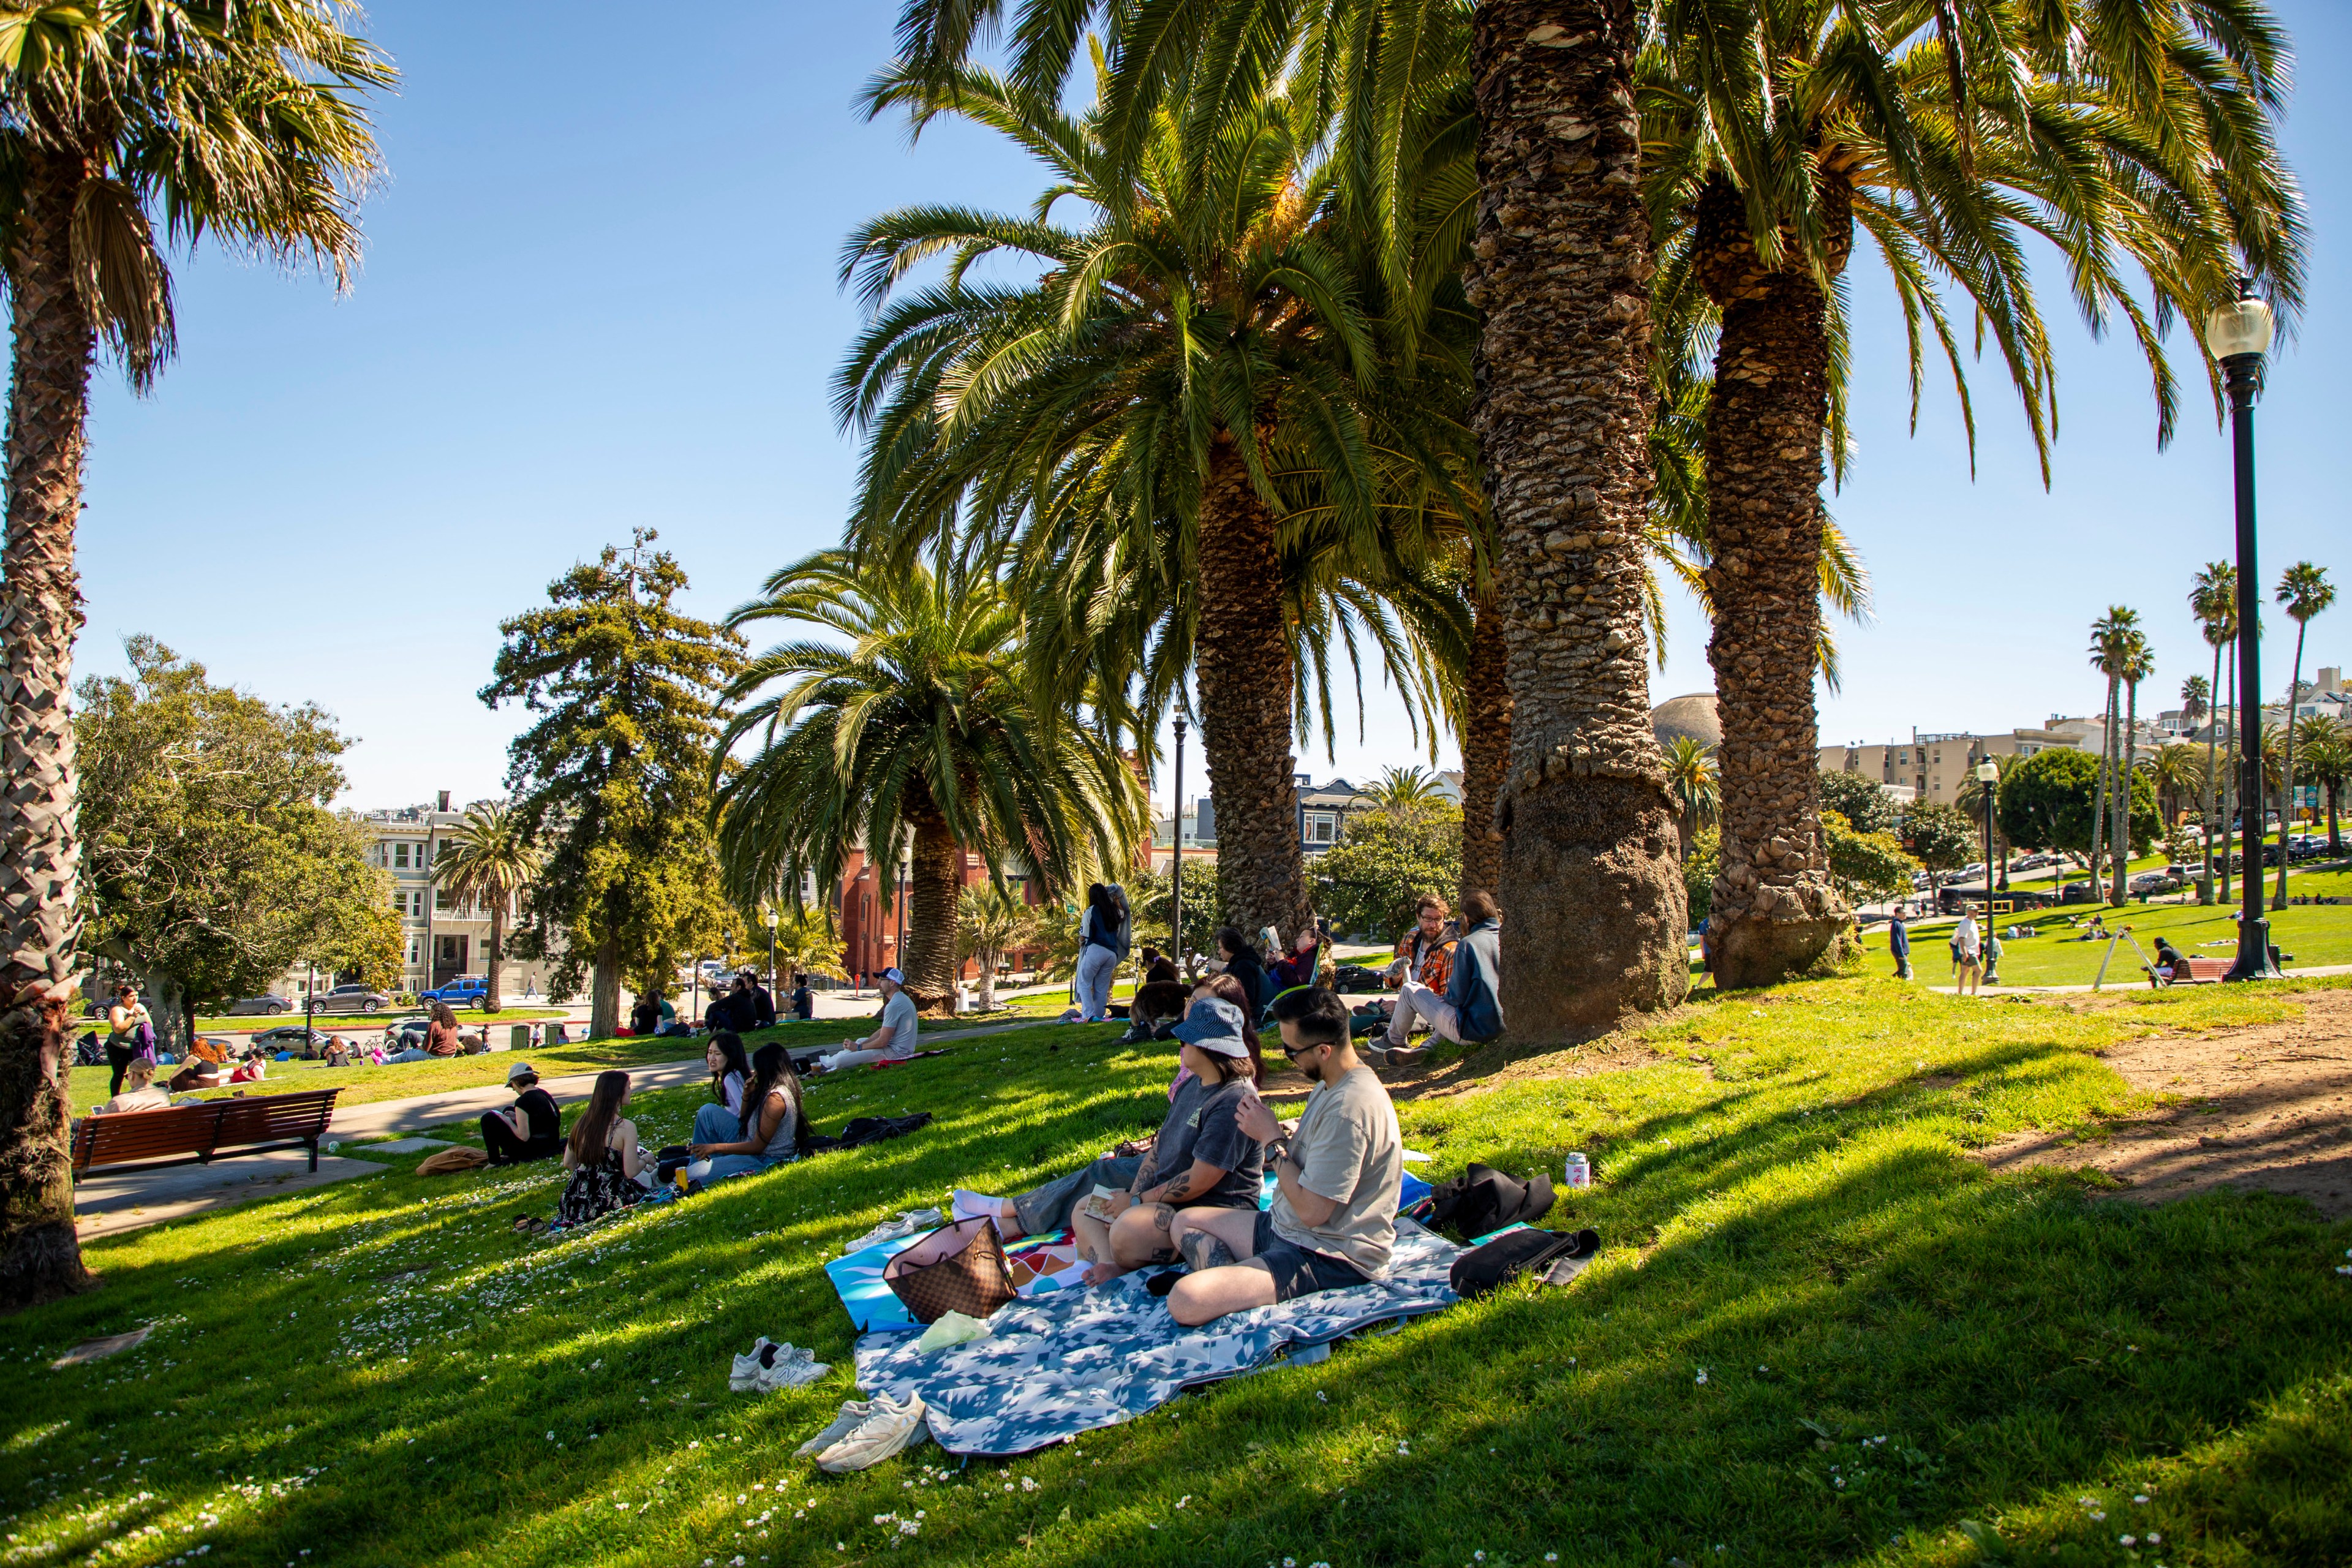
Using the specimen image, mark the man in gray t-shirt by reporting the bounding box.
[821,968,921,1071]
[1164,989,1403,1327]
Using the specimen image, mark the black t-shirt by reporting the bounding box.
[513,1087,561,1145]
[629,999,660,1035]
[1148,1075,1264,1209]
[791,986,813,1020]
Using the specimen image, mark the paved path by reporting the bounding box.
[1923,963,2352,995]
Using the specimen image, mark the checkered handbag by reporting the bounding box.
[883,1216,1018,1323]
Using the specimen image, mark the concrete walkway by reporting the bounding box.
[1923,963,2352,995]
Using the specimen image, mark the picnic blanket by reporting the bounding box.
[823,1167,1434,1333]
[851,1216,1463,1455]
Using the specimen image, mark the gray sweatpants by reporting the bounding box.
[1012,1155,1144,1236]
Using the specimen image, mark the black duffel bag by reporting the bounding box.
[1449,1226,1599,1298]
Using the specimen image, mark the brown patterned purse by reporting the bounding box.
[883,1216,1018,1323]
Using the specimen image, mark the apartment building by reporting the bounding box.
[1819,724,2081,810]
[356,793,557,998]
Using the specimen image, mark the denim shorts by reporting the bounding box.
[1250,1210,1368,1302]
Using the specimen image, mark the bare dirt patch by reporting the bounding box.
[1977,989,2352,1218]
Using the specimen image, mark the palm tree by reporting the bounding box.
[2110,628,2154,902]
[0,0,391,1309]
[2180,675,2211,738]
[2190,562,2237,901]
[710,549,1143,1010]
[1640,0,2301,975]
[2086,608,2137,905]
[2298,716,2350,856]
[957,883,1040,1012]
[837,64,1449,955]
[2272,562,2334,907]
[1662,735,1721,863]
[1366,766,1446,816]
[2148,744,2207,834]
[436,802,543,1015]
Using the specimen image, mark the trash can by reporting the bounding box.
[511,1023,532,1051]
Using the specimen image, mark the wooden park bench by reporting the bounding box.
[71,1088,343,1177]
[2144,956,2228,987]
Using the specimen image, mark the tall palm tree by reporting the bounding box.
[1662,734,1721,862]
[837,64,1447,952]
[437,802,543,1014]
[2190,562,2236,901]
[2110,627,2154,902]
[2086,608,2136,904]
[2298,715,2350,856]
[2179,675,2210,740]
[710,549,1143,1009]
[0,0,391,1308]
[1641,0,2301,977]
[2272,562,2334,907]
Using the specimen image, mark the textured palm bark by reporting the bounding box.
[1694,175,1852,986]
[1465,0,1687,1038]
[1,151,97,1304]
[1194,439,1314,944]
[903,801,962,1014]
[1458,590,1511,906]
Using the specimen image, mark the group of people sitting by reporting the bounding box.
[957,973,1411,1327]
[626,970,817,1039]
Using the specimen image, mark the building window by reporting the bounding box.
[393,842,410,869]
[1306,813,1336,844]
[435,888,452,912]
[406,937,421,964]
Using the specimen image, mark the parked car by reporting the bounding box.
[223,995,292,1016]
[317,984,390,1013]
[251,1025,332,1055]
[2127,872,2180,895]
[421,975,491,1008]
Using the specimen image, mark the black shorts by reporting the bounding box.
[1250,1210,1368,1302]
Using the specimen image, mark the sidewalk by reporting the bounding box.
[1923,963,2352,995]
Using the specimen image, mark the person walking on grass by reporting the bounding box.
[1377,889,1504,1065]
[820,968,918,1071]
[1952,911,1984,996]
[1163,989,1402,1328]
[1888,912,1912,981]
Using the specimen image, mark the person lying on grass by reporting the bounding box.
[1163,987,1402,1328]
[1071,998,1267,1285]
[953,973,1261,1236]
[552,1070,649,1227]
[684,1042,801,1188]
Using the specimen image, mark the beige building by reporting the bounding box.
[1819,725,2082,812]
[355,793,560,999]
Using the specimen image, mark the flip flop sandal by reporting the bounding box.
[511,1215,545,1235]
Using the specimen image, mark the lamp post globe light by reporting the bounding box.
[2209,280,2282,981]
[1975,758,2001,984]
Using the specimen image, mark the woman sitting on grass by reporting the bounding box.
[554,1071,648,1226]
[1072,997,1266,1284]
[704,1031,752,1118]
[683,1042,799,1188]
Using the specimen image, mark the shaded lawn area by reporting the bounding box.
[7,980,2348,1567]
[1849,898,2352,988]
[62,1017,938,1117]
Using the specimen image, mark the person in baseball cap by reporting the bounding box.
[821,967,918,1071]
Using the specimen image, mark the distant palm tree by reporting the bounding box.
[2297,717,2351,856]
[2086,607,2139,905]
[2273,562,2335,907]
[710,550,1144,1009]
[2110,628,2155,903]
[2147,745,2207,834]
[957,884,1040,1012]
[437,802,543,1015]
[2190,564,2237,901]
[2179,675,2211,737]
[1365,766,1446,817]
[1662,736,1721,862]
[0,0,391,1310]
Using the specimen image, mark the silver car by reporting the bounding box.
[318,985,390,1013]
[224,995,292,1016]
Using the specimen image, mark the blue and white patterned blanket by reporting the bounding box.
[850,1217,1462,1455]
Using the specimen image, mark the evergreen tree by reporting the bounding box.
[481,532,744,1038]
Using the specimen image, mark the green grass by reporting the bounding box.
[13,978,2349,1567]
[1861,887,2352,988]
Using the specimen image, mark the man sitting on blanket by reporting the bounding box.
[1163,987,1402,1327]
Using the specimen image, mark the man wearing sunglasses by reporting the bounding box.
[1163,988,1402,1327]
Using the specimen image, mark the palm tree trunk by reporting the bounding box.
[0,149,97,1308]
[2088,677,2113,905]
[1464,0,1687,1038]
[2222,646,2236,901]
[2276,624,2307,910]
[484,904,507,1014]
[1692,174,1853,986]
[2202,639,2222,902]
[903,801,962,1011]
[1194,437,1314,944]
[1458,587,1510,906]
[2113,680,2140,902]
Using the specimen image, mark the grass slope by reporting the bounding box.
[1856,899,2352,988]
[9,979,2349,1567]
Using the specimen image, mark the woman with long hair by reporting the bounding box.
[684,1042,800,1187]
[1213,927,1272,1022]
[554,1071,646,1225]
[1076,995,1266,1283]
[704,1032,752,1117]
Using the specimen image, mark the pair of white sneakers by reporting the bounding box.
[795,1390,930,1474]
[728,1338,829,1393]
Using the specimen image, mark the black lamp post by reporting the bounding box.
[1974,758,2001,984]
[1170,715,1186,973]
[2211,279,2282,982]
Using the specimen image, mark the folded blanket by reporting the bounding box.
[853,1217,1462,1456]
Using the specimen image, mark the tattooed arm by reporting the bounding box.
[1138,1158,1228,1208]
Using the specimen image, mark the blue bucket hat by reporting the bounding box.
[1170,997,1249,1057]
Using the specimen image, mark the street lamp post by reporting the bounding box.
[1975,759,2001,985]
[761,901,779,994]
[2211,280,2282,981]
[1170,716,1186,974]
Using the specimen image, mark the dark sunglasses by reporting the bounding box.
[1278,1038,1330,1059]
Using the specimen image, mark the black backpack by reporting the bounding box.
[1428,1162,1556,1240]
[1450,1226,1599,1298]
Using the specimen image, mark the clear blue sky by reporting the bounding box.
[74,1,2347,812]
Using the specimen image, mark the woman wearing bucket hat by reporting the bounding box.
[1071,997,1267,1285]
[481,1060,564,1165]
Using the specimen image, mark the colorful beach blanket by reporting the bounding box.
[851,1217,1463,1456]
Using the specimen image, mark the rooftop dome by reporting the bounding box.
[1651,692,1721,752]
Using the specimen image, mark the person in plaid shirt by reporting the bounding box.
[1386,897,1455,1003]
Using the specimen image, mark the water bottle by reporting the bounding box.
[1564,1152,1591,1190]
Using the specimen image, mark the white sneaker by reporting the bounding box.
[794,1399,873,1458]
[845,1208,943,1252]
[729,1336,778,1392]
[755,1343,829,1391]
[812,1390,929,1474]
